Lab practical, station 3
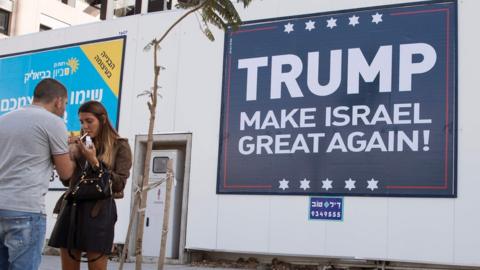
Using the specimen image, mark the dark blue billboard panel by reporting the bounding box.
[217,1,457,197]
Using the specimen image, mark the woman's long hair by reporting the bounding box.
[79,101,119,167]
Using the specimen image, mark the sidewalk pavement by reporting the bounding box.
[40,255,229,270]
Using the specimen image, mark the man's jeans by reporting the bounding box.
[0,210,46,270]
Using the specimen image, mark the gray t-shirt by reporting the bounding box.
[0,105,69,213]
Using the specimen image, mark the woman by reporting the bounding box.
[49,101,132,270]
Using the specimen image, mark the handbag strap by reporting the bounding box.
[68,249,104,263]
[67,202,105,263]
[66,159,108,262]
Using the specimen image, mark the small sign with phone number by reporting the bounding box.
[309,197,343,221]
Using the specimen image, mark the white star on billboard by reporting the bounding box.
[279,178,289,190]
[326,17,337,29]
[284,22,294,33]
[345,178,356,190]
[305,20,315,31]
[322,178,333,190]
[349,15,360,27]
[300,178,310,190]
[372,12,383,24]
[367,178,379,191]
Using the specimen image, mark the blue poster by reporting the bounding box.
[217,1,457,197]
[0,36,126,133]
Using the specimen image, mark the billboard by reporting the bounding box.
[0,36,126,133]
[217,1,457,197]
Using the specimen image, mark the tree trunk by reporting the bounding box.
[118,185,140,270]
[134,41,160,270]
[157,159,174,270]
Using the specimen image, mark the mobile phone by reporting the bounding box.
[85,136,93,148]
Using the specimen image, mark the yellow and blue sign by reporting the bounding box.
[217,1,457,197]
[0,36,126,133]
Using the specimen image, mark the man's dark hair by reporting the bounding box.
[33,78,67,103]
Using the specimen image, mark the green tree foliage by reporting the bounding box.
[172,0,253,41]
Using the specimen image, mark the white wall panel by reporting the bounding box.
[174,15,225,249]
[268,196,327,255]
[133,12,183,135]
[217,195,270,252]
[275,0,429,19]
[325,197,388,259]
[452,0,480,265]
[235,0,279,22]
[387,198,454,264]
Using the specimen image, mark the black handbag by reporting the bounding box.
[67,162,112,202]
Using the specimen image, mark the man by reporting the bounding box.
[0,78,75,270]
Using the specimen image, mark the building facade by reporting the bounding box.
[0,0,100,38]
[0,0,176,39]
[1,0,479,269]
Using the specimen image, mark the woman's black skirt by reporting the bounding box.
[48,198,118,253]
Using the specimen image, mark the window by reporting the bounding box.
[148,0,172,12]
[152,157,169,174]
[0,9,10,35]
[114,5,135,17]
[39,24,51,31]
[61,0,75,7]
